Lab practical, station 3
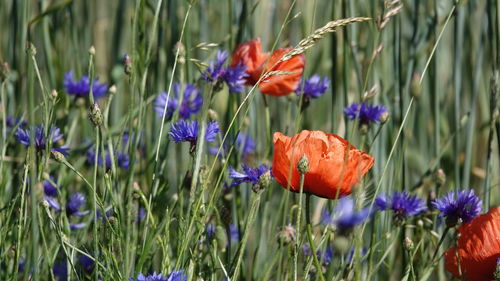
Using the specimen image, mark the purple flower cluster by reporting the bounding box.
[86,148,130,170]
[15,124,69,155]
[169,120,219,144]
[344,102,387,125]
[295,74,330,98]
[154,83,203,120]
[228,164,270,187]
[64,71,108,99]
[202,50,248,92]
[376,190,426,223]
[321,197,371,234]
[432,189,482,226]
[129,271,187,281]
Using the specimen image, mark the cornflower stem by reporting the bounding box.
[306,194,325,281]
[431,226,450,263]
[294,172,305,281]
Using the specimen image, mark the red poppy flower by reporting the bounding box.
[231,38,269,86]
[231,38,305,96]
[272,130,374,199]
[255,47,305,97]
[444,206,500,281]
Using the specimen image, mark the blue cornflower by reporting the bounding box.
[202,50,248,93]
[321,197,371,234]
[53,262,68,281]
[64,71,108,98]
[86,148,129,170]
[15,125,69,155]
[168,120,219,145]
[228,164,270,187]
[43,177,58,197]
[66,192,89,217]
[154,83,203,120]
[303,244,333,266]
[129,271,187,281]
[376,190,426,224]
[79,253,95,274]
[136,207,146,223]
[206,224,215,239]
[344,102,387,126]
[6,116,26,131]
[432,189,482,226]
[296,74,330,98]
[229,224,239,243]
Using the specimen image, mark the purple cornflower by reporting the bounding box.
[64,71,108,98]
[432,189,482,226]
[154,83,203,120]
[303,244,333,266]
[206,224,215,239]
[78,253,95,274]
[295,74,330,98]
[344,102,387,126]
[168,120,219,144]
[15,125,69,155]
[86,149,129,170]
[136,207,146,223]
[53,262,68,281]
[43,177,58,197]
[376,190,426,224]
[129,271,187,281]
[202,50,248,93]
[229,224,239,243]
[209,133,256,162]
[228,164,270,187]
[66,192,89,217]
[321,197,371,234]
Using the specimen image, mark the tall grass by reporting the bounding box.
[0,0,499,280]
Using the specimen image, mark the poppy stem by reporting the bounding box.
[294,172,305,281]
[306,194,326,281]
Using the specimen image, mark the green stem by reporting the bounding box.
[294,172,305,281]
[431,226,450,263]
[306,194,325,281]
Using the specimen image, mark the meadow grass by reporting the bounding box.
[0,0,499,280]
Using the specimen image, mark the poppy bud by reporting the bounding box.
[89,103,103,127]
[89,45,96,56]
[208,109,219,121]
[297,155,309,174]
[403,237,414,252]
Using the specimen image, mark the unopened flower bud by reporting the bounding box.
[297,155,309,174]
[124,54,132,75]
[89,45,96,56]
[380,111,390,124]
[403,237,414,252]
[106,86,114,97]
[208,109,219,121]
[253,170,271,193]
[88,103,103,127]
[359,124,369,135]
[51,89,58,100]
[277,224,296,246]
[42,200,50,209]
[50,150,66,163]
[174,41,186,64]
[411,73,422,99]
[434,169,446,186]
[26,42,36,56]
